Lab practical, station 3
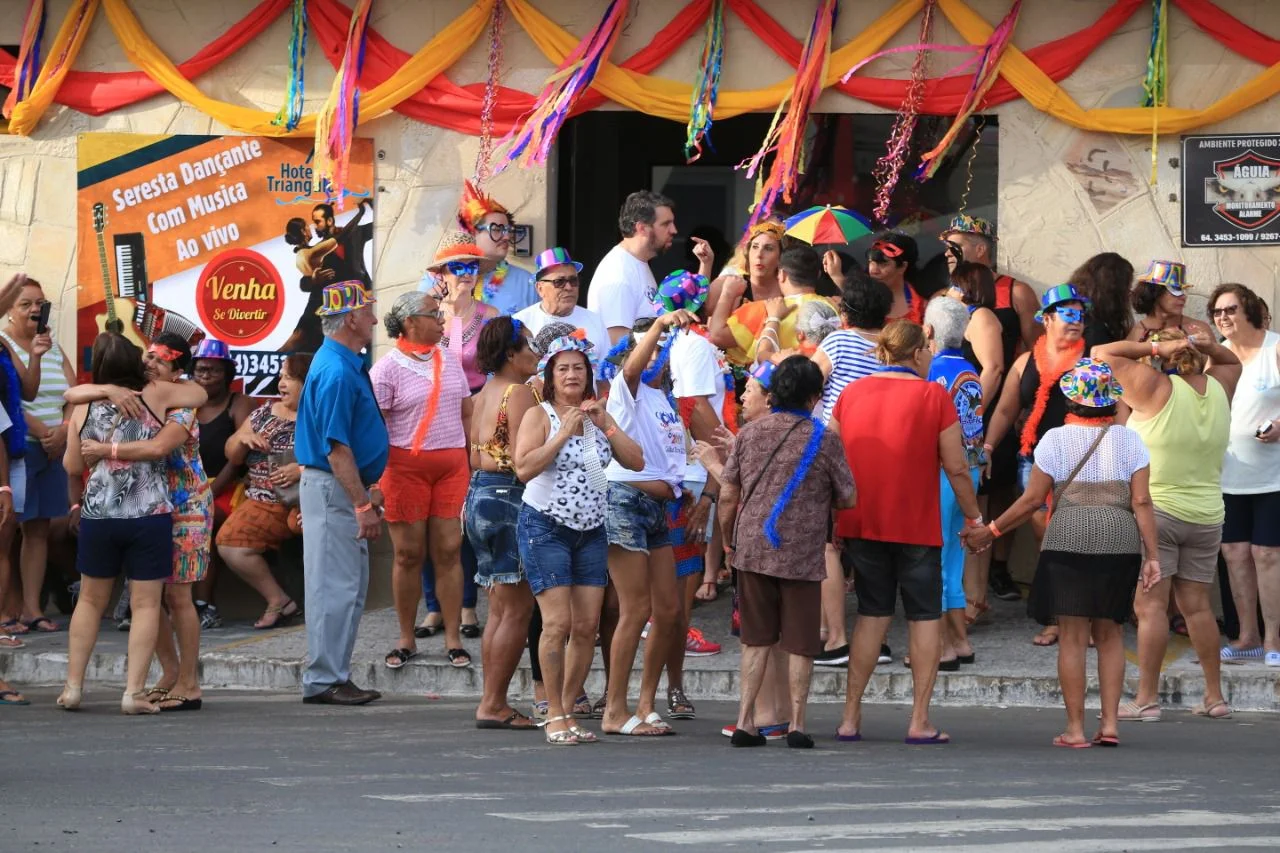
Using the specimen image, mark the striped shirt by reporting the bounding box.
[0,334,68,429]
[818,329,880,424]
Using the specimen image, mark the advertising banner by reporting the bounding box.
[75,133,375,393]
[1182,133,1280,247]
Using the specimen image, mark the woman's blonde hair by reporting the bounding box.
[874,319,928,365]
[1146,329,1208,376]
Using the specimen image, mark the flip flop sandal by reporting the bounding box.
[1053,735,1092,749]
[23,617,58,633]
[385,648,417,670]
[606,714,674,736]
[145,686,171,702]
[0,634,24,649]
[1091,733,1120,747]
[905,731,951,745]
[0,689,30,706]
[643,711,672,730]
[159,696,203,712]
[476,710,537,730]
[1032,629,1059,647]
[590,694,608,719]
[447,648,472,669]
[0,620,28,635]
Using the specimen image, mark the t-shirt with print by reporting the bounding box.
[817,329,880,424]
[514,303,611,368]
[670,329,728,484]
[587,244,658,331]
[928,349,986,470]
[604,371,686,491]
[243,402,299,504]
[721,412,855,582]
[832,375,958,546]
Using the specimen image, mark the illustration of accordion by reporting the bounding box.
[134,303,205,347]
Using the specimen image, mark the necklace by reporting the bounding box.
[440,308,484,348]
[877,364,918,376]
[473,260,509,303]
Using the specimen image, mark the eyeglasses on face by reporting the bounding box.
[479,222,530,242]
[412,309,445,321]
[445,260,481,277]
[1211,305,1239,318]
[538,276,580,290]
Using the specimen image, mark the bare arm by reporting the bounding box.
[225,412,269,467]
[938,422,981,520]
[1011,280,1042,352]
[327,442,370,508]
[63,404,87,478]
[513,406,562,482]
[84,421,190,462]
[1196,336,1242,400]
[707,277,746,351]
[811,346,833,381]
[968,309,1006,406]
[1091,341,1171,416]
[4,338,40,401]
[990,465,1055,536]
[717,479,740,550]
[1129,465,1159,560]
[983,353,1026,452]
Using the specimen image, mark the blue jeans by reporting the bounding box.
[517,505,609,596]
[422,537,478,613]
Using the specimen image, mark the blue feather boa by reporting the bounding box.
[763,407,823,549]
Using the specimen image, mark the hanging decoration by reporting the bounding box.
[2,0,48,120]
[5,0,96,137]
[271,0,308,130]
[739,0,839,228]
[312,0,373,205]
[1142,0,1169,184]
[473,0,507,184]
[497,0,631,171]
[684,0,725,162]
[873,0,936,223]
[957,114,985,214]
[915,0,1022,182]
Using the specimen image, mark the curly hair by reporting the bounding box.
[1206,282,1267,330]
[839,271,893,330]
[1070,252,1134,340]
[618,191,674,238]
[769,355,824,411]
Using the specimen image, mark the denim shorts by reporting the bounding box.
[605,482,672,554]
[21,439,68,521]
[517,505,609,596]
[465,471,525,589]
[1017,454,1050,512]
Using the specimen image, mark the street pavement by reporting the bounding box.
[4,692,1278,852]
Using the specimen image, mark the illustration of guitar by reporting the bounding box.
[92,202,144,346]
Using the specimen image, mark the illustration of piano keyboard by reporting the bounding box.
[113,233,148,300]
[135,303,205,347]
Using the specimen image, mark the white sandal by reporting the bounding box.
[541,714,579,746]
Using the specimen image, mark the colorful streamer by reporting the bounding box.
[873,0,936,223]
[916,0,1022,182]
[271,0,308,130]
[6,0,97,136]
[684,0,725,162]
[497,0,631,170]
[1143,0,1169,184]
[2,0,48,120]
[739,0,839,228]
[473,0,507,184]
[312,0,373,205]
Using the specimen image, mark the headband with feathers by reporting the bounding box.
[458,179,511,232]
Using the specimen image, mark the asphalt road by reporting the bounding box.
[3,690,1278,852]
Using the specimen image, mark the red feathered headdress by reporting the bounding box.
[458,180,510,232]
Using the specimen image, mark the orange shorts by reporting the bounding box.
[216,498,301,552]
[379,446,469,523]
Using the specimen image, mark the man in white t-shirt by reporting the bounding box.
[587,191,715,345]
[514,248,611,372]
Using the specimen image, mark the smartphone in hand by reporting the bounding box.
[36,301,52,334]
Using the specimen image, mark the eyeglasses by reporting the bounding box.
[1052,306,1085,325]
[412,310,445,321]
[445,260,481,277]
[538,276,580,289]
[193,365,226,377]
[479,222,530,242]
[1211,305,1240,318]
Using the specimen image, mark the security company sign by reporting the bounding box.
[1182,134,1280,247]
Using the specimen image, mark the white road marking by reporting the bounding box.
[626,809,1280,845]
[365,793,506,802]
[776,838,1280,853]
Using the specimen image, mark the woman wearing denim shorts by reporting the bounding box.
[514,333,642,745]
[600,311,698,738]
[466,317,541,731]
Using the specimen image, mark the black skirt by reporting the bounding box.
[1029,550,1141,626]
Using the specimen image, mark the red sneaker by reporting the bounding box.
[685,627,721,657]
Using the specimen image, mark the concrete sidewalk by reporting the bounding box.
[3,592,1277,712]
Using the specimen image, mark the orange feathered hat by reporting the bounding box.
[458,179,510,232]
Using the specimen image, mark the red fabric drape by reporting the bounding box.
[0,0,289,116]
[1172,0,1280,66]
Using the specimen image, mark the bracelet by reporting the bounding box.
[965,516,985,527]
[0,486,10,495]
[1151,340,1160,358]
[605,426,618,438]
[988,520,1003,538]
[982,443,994,453]
[70,502,81,513]
[111,441,119,460]
[354,502,374,514]
[368,483,382,492]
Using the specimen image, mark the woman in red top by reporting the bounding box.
[831,320,983,745]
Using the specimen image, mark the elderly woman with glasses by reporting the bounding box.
[455,180,538,315]
[515,248,611,375]
[371,291,474,671]
[1127,260,1214,343]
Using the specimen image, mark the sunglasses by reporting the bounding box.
[1211,305,1239,318]
[943,241,964,262]
[412,309,445,322]
[445,260,481,277]
[538,276,580,290]
[1052,306,1086,325]
[478,222,530,242]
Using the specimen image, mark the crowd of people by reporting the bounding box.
[0,182,1275,753]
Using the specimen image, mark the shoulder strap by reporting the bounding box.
[731,419,808,549]
[1059,424,1112,494]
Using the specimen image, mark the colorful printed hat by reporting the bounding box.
[1059,358,1124,408]
[1137,260,1189,296]
[940,214,997,242]
[192,338,235,364]
[748,359,776,390]
[1035,283,1091,322]
[657,269,710,315]
[534,247,583,279]
[427,229,485,271]
[315,281,375,317]
[537,328,596,373]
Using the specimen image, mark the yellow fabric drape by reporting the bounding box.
[938,0,1280,134]
[98,0,493,136]
[504,0,925,121]
[7,0,101,136]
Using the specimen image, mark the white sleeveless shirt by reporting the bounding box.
[522,402,613,531]
[1223,330,1280,495]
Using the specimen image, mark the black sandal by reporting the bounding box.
[447,648,472,668]
[414,619,442,639]
[385,647,417,670]
[461,622,482,639]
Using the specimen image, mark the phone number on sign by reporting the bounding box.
[1200,233,1280,242]
[233,350,284,397]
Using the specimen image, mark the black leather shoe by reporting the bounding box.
[345,681,381,701]
[303,683,377,705]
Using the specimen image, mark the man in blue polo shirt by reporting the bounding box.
[296,281,389,706]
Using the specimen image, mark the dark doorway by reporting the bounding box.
[556,111,998,301]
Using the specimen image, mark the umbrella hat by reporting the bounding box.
[783,205,875,245]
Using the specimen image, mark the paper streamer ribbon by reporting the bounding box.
[1143,0,1169,184]
[473,0,507,184]
[874,0,936,223]
[271,0,308,130]
[684,0,725,162]
[312,0,372,205]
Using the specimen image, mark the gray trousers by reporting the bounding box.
[300,468,369,696]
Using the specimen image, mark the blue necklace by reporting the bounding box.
[877,365,918,376]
